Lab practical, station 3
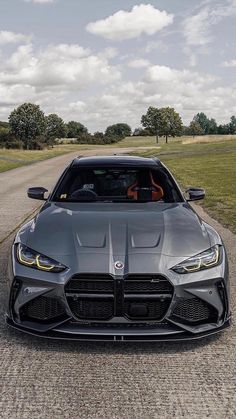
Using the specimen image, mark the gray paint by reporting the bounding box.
[7,157,231,340]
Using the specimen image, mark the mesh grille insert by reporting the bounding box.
[124,279,173,293]
[65,275,114,293]
[173,297,217,324]
[68,298,114,320]
[66,274,173,322]
[21,296,66,323]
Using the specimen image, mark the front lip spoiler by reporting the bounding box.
[6,316,231,342]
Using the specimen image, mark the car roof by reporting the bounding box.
[71,155,161,168]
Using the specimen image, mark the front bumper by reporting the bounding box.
[6,265,231,341]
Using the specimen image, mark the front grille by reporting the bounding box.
[124,275,173,293]
[66,274,115,321]
[65,274,173,322]
[65,275,114,293]
[172,297,217,324]
[123,275,173,321]
[67,298,113,320]
[20,296,66,323]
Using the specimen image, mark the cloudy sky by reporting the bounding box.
[0,0,235,132]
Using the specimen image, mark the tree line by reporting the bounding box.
[0,102,235,150]
[136,107,236,143]
[0,103,131,150]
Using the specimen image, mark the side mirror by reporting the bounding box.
[27,187,48,201]
[186,187,205,202]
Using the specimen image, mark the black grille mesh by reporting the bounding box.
[124,279,172,293]
[66,280,114,293]
[173,297,216,324]
[68,298,114,320]
[124,299,170,320]
[65,275,114,293]
[21,296,65,322]
[66,274,173,321]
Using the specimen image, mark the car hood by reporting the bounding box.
[19,202,211,273]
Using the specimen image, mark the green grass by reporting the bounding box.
[0,136,170,173]
[135,137,236,233]
[114,135,180,148]
[0,144,95,173]
[113,134,236,149]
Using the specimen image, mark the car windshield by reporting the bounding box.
[52,166,181,203]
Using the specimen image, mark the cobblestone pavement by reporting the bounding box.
[0,152,235,418]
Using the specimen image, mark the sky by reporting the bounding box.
[0,0,235,132]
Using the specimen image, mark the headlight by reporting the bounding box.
[17,244,67,273]
[171,245,220,274]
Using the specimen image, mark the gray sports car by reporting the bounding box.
[6,156,231,341]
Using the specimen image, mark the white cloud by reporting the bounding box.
[223,59,236,67]
[0,50,234,130]
[1,61,235,130]
[183,1,236,46]
[128,59,150,68]
[68,101,86,112]
[0,30,31,45]
[0,43,120,89]
[146,65,215,85]
[144,40,169,53]
[98,47,119,59]
[59,65,234,132]
[86,4,174,41]
[183,8,212,46]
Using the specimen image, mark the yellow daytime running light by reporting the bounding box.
[172,245,221,274]
[18,246,35,266]
[183,259,201,273]
[36,255,55,271]
[17,244,66,273]
[202,246,219,267]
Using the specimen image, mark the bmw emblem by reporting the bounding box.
[114,261,124,270]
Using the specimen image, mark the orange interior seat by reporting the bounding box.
[127,172,164,201]
[150,173,164,201]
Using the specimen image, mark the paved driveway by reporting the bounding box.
[0,150,235,418]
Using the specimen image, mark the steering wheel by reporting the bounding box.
[70,188,98,200]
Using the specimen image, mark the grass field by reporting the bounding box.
[135,136,236,233]
[0,135,161,173]
[0,144,96,173]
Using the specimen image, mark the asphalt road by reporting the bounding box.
[0,149,235,418]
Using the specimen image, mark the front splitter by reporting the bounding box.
[6,315,231,342]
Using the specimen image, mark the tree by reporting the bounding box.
[193,112,211,135]
[133,127,153,136]
[93,131,104,139]
[229,116,236,134]
[188,121,204,137]
[46,114,67,142]
[218,124,230,135]
[208,118,218,134]
[105,123,132,140]
[141,106,162,143]
[182,125,190,135]
[66,121,88,138]
[9,103,46,149]
[158,107,183,143]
